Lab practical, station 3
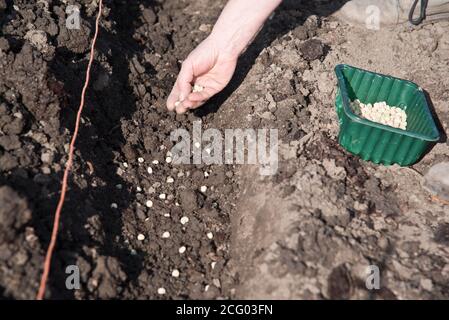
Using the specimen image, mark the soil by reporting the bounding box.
[1,0,448,300]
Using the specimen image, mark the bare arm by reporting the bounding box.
[167,0,282,113]
[210,0,282,57]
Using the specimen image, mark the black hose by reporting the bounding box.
[409,0,429,25]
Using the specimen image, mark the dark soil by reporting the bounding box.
[0,0,239,299]
[1,0,448,300]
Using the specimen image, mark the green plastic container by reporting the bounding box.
[335,64,440,166]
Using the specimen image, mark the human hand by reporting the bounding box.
[167,0,282,113]
[166,36,238,114]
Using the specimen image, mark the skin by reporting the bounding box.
[167,0,283,114]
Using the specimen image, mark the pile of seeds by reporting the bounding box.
[350,99,407,130]
[192,83,204,93]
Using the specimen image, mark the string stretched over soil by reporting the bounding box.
[36,0,104,300]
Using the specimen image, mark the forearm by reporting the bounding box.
[209,0,282,57]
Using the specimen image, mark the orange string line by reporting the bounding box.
[36,0,103,300]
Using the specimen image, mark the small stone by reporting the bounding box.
[147,167,153,174]
[145,200,153,208]
[138,157,144,163]
[116,184,122,189]
[159,193,166,200]
[142,8,157,24]
[110,203,118,209]
[204,171,209,177]
[162,231,170,238]
[172,269,180,278]
[200,186,207,193]
[207,232,213,239]
[137,234,145,241]
[13,112,23,119]
[180,216,189,225]
[178,246,186,254]
[199,24,211,32]
[41,152,52,163]
[42,167,51,175]
[420,278,433,291]
[213,278,221,288]
[136,186,142,192]
[424,162,449,202]
[211,261,217,270]
[300,39,325,61]
[166,156,172,163]
[123,162,129,168]
[157,287,166,295]
[152,160,159,165]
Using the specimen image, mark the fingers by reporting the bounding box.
[177,62,193,102]
[187,86,216,102]
[167,83,180,112]
[175,101,190,114]
[175,85,216,113]
[167,61,193,112]
[181,99,204,110]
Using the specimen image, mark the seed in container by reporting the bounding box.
[137,233,145,241]
[350,99,407,130]
[172,269,180,278]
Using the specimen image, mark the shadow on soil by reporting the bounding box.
[38,0,158,298]
[194,0,349,117]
